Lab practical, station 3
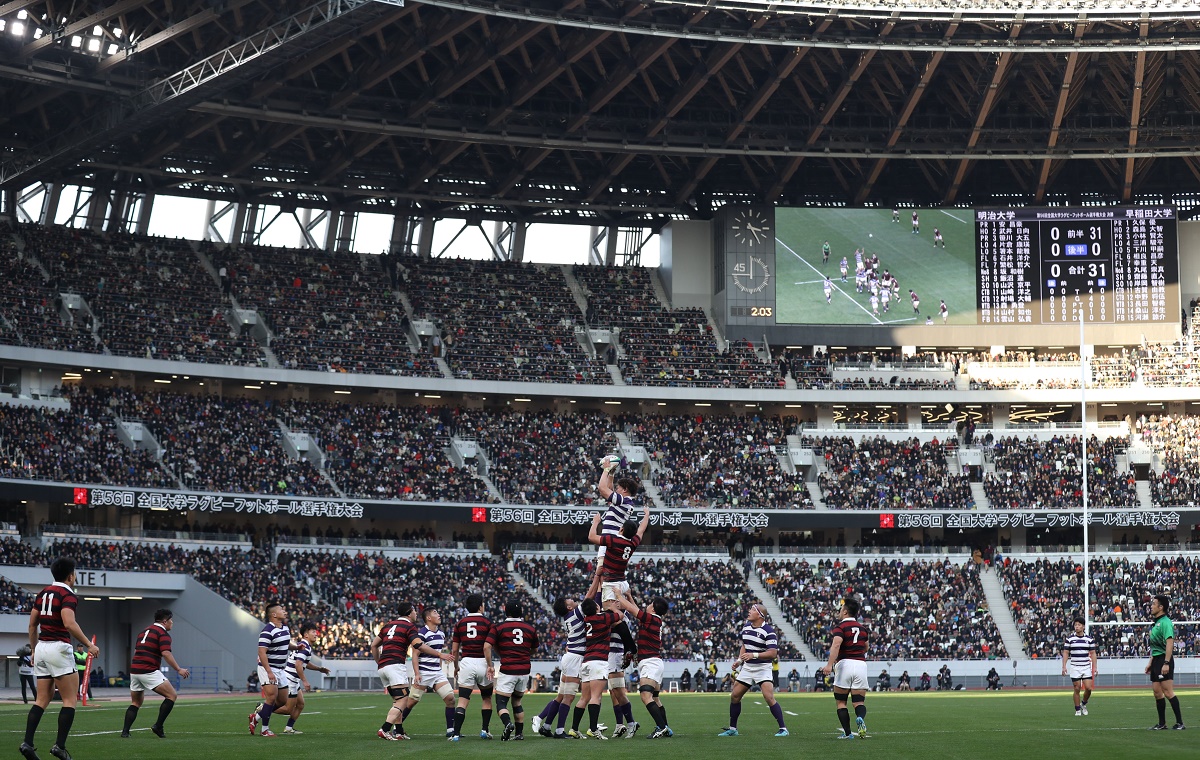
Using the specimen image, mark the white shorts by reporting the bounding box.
[735,661,772,687]
[560,652,584,680]
[581,661,609,683]
[1068,663,1095,681]
[601,581,630,603]
[377,663,411,689]
[458,657,492,689]
[417,670,448,690]
[495,673,529,695]
[258,665,288,690]
[130,670,167,692]
[833,660,869,691]
[33,641,76,679]
[637,658,664,686]
[607,651,626,674]
[286,674,303,697]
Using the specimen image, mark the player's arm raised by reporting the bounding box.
[163,648,190,679]
[597,456,617,498]
[635,503,651,539]
[61,605,98,658]
[586,513,604,546]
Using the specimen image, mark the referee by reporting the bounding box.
[1145,594,1185,730]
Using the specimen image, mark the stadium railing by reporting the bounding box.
[756,545,974,556]
[274,537,489,551]
[38,524,252,543]
[168,666,219,692]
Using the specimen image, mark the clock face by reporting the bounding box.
[732,208,772,247]
[732,254,771,294]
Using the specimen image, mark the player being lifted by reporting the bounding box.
[533,595,587,739]
[22,557,100,760]
[276,622,331,735]
[717,604,788,738]
[248,602,291,738]
[586,456,641,653]
[404,609,458,739]
[1061,616,1097,717]
[371,601,418,741]
[451,594,497,739]
[122,608,190,739]
[826,596,870,740]
[484,601,540,741]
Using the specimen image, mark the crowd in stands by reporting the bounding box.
[459,408,611,505]
[212,242,440,377]
[94,387,334,496]
[757,557,1006,660]
[999,556,1198,658]
[406,259,605,383]
[278,400,489,502]
[809,436,973,510]
[630,414,811,509]
[576,266,777,388]
[1135,414,1200,507]
[0,233,97,354]
[28,226,264,366]
[514,554,802,660]
[0,574,30,613]
[983,435,1138,509]
[777,349,834,390]
[0,386,175,488]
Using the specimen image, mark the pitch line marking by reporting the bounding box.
[940,209,970,224]
[777,238,882,325]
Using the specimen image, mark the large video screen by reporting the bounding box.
[766,206,1179,327]
[773,207,978,325]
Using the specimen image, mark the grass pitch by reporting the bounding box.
[774,207,978,325]
[4,688,1194,760]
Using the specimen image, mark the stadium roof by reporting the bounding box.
[4,0,1200,224]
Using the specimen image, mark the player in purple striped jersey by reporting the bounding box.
[717,604,788,738]
[248,602,292,738]
[402,609,457,739]
[533,596,588,739]
[275,623,330,735]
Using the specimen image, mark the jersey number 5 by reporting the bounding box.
[466,621,478,639]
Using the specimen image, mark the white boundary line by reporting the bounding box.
[792,279,827,285]
[777,238,882,325]
[940,209,970,224]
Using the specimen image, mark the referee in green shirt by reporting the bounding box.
[1145,594,1185,730]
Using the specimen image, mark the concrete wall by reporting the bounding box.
[659,220,713,309]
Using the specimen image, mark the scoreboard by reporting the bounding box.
[975,206,1178,325]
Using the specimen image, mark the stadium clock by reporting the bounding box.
[732,208,772,247]
[732,254,772,294]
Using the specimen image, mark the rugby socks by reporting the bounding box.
[769,702,786,728]
[123,705,139,733]
[644,701,665,728]
[381,722,393,733]
[658,703,668,727]
[499,711,512,729]
[401,706,413,721]
[157,698,175,728]
[729,701,741,728]
[286,717,297,729]
[588,703,601,732]
[623,701,635,723]
[613,703,624,725]
[556,701,570,729]
[537,699,557,721]
[571,705,585,731]
[452,707,466,735]
[854,703,867,722]
[259,702,275,727]
[1169,696,1183,724]
[445,706,455,731]
[481,708,493,732]
[1156,698,1167,725]
[25,704,45,746]
[837,707,852,736]
[56,706,75,748]
[515,721,524,737]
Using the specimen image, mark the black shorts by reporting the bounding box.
[1149,655,1175,683]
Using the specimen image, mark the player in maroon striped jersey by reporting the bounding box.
[22,557,99,760]
[635,596,673,739]
[484,601,540,741]
[450,593,496,739]
[370,602,418,741]
[586,503,650,603]
[121,609,190,739]
[575,594,639,739]
[824,596,871,740]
